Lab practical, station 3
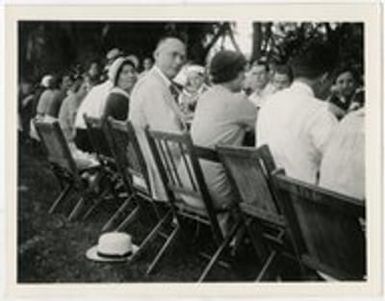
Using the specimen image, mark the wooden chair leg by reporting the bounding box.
[102,195,135,232]
[198,221,241,282]
[255,250,280,281]
[68,197,86,221]
[244,219,268,263]
[146,224,180,275]
[82,188,110,221]
[49,184,72,214]
[150,201,161,220]
[116,205,140,231]
[129,209,173,263]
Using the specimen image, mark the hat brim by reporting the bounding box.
[86,244,139,263]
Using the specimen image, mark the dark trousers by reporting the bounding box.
[74,128,93,153]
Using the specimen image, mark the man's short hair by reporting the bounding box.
[210,50,247,84]
[155,34,186,52]
[274,64,293,82]
[289,41,338,79]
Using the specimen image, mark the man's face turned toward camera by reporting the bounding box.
[154,38,186,79]
[249,64,269,90]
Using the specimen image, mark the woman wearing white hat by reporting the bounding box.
[102,56,138,121]
[177,65,208,124]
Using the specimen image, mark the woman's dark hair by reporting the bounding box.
[114,59,136,87]
[332,66,360,84]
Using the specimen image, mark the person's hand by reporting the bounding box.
[330,84,342,96]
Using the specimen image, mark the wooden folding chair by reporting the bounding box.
[271,171,366,280]
[145,128,242,282]
[34,119,102,221]
[216,144,301,281]
[83,115,123,220]
[83,114,113,162]
[102,118,173,263]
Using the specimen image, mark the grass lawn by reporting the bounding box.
[17,141,261,283]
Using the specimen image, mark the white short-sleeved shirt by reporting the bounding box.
[256,81,338,184]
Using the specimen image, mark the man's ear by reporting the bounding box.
[153,50,158,61]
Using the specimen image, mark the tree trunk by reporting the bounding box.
[251,22,263,62]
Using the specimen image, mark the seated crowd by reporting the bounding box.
[18,34,366,280]
[19,35,365,203]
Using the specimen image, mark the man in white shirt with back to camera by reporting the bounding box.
[256,41,338,184]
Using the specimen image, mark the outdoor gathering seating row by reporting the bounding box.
[34,117,366,282]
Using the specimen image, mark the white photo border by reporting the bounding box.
[5,2,383,298]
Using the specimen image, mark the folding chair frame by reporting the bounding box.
[216,144,303,281]
[83,115,124,221]
[145,127,241,282]
[102,118,173,268]
[35,119,103,221]
[271,170,366,281]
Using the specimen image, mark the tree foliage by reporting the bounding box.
[250,22,364,73]
[19,21,363,83]
[19,21,220,81]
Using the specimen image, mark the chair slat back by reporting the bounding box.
[35,119,78,176]
[217,144,282,225]
[83,115,112,159]
[105,118,150,195]
[272,172,366,280]
[145,128,223,243]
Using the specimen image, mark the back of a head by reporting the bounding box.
[290,41,338,80]
[210,50,247,84]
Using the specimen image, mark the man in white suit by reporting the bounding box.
[129,35,186,201]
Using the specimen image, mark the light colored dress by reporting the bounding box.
[186,85,256,209]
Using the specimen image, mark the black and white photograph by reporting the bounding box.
[4,2,383,298]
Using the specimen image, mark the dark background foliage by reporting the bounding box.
[18,21,363,82]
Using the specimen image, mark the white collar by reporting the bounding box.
[290,81,315,98]
[153,66,172,87]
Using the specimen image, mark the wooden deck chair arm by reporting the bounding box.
[194,146,220,163]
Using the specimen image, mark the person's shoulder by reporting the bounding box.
[309,97,334,118]
[339,108,365,128]
[132,70,166,100]
[107,91,129,102]
[306,97,338,127]
[39,89,53,99]
[60,94,73,106]
[260,88,285,109]
[198,85,215,99]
